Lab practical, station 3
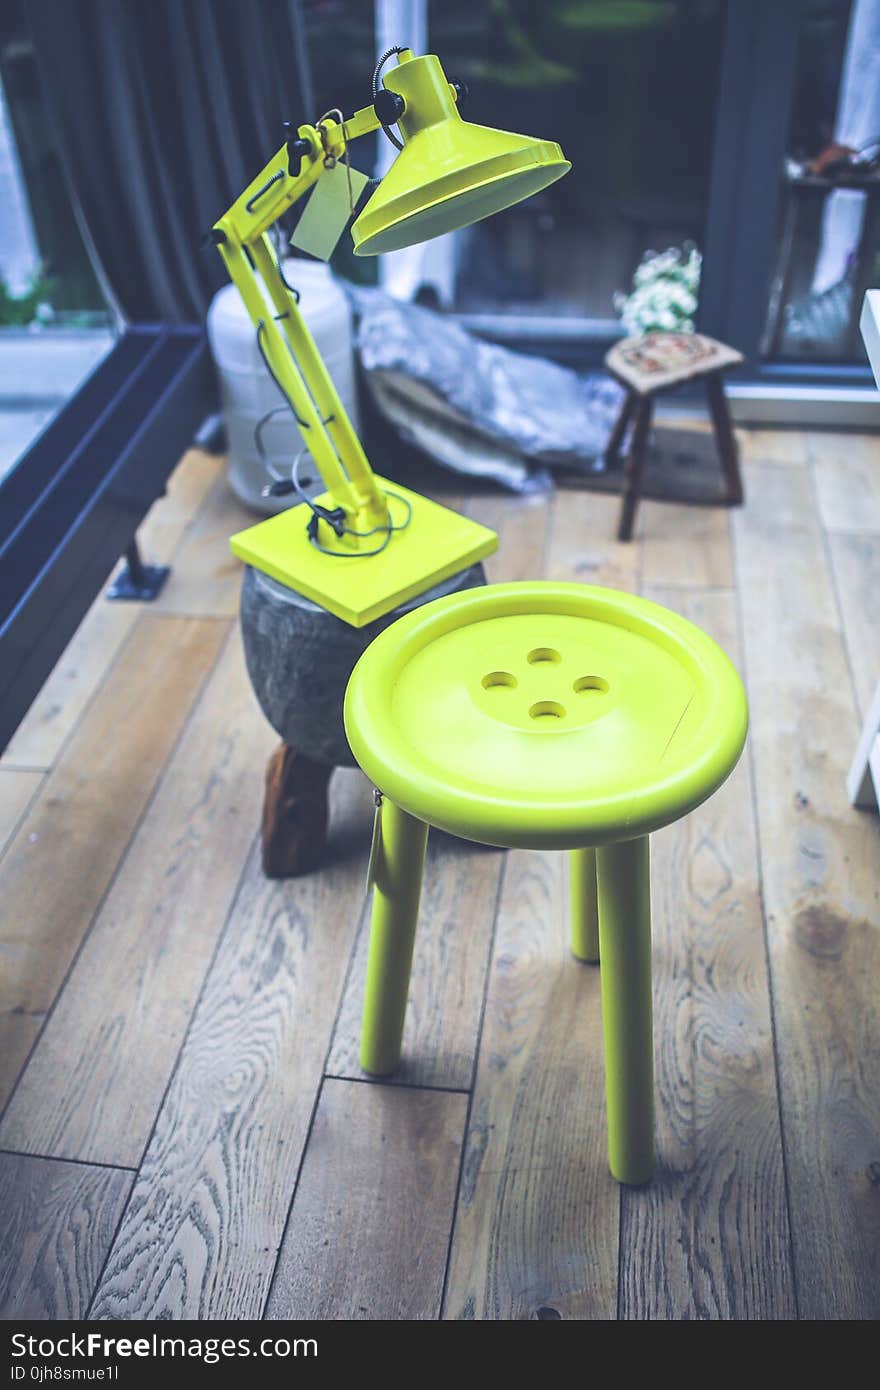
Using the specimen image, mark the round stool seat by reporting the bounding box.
[344,581,748,850]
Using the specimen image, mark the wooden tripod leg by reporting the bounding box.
[617,397,653,542]
[605,388,637,465]
[705,372,744,506]
[262,744,333,878]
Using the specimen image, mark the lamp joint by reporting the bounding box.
[373,89,405,129]
[283,122,313,174]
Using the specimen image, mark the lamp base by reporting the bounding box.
[229,475,497,627]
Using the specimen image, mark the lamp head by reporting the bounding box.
[351,51,570,256]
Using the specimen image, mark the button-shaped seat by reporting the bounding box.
[344,581,748,1183]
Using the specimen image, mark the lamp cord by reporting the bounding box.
[256,417,412,559]
[372,46,408,150]
[290,449,413,558]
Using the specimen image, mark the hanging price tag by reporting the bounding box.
[290,160,369,261]
[364,790,383,896]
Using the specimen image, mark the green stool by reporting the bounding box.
[343,581,748,1184]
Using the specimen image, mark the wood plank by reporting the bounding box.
[0,616,226,1110]
[328,834,504,1089]
[827,530,880,718]
[153,471,252,618]
[0,629,273,1167]
[443,848,619,1320]
[640,503,733,589]
[265,1079,467,1320]
[463,492,550,582]
[89,770,373,1321]
[810,432,880,532]
[138,449,226,556]
[0,768,42,856]
[0,1152,132,1319]
[740,428,809,468]
[2,450,222,771]
[618,588,794,1319]
[444,483,623,1318]
[546,486,640,591]
[738,454,818,531]
[2,603,143,774]
[732,459,880,1320]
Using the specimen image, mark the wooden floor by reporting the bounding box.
[1,428,879,1321]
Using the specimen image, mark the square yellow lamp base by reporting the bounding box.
[229,475,498,627]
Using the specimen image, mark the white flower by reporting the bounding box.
[616,243,702,334]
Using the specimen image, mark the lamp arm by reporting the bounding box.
[210,108,389,534]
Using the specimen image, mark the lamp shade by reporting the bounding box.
[352,53,570,256]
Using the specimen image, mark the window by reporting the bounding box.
[422,0,724,332]
[0,1,114,482]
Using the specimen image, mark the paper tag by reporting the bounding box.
[364,791,383,895]
[290,160,370,261]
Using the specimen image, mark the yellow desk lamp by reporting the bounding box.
[214,47,570,627]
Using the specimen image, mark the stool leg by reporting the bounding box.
[705,372,744,506]
[605,388,636,466]
[261,744,332,878]
[596,836,654,1184]
[617,398,653,542]
[570,848,599,963]
[359,800,428,1076]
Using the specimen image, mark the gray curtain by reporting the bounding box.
[25,0,311,322]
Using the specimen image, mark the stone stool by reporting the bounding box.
[239,562,485,877]
[343,581,748,1183]
[604,332,745,542]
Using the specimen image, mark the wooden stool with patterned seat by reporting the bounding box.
[604,332,745,542]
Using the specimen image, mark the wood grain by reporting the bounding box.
[810,432,880,533]
[0,1152,131,1319]
[618,588,794,1319]
[733,459,880,1319]
[90,770,372,1320]
[138,449,226,555]
[0,616,226,1110]
[328,834,504,1089]
[1,430,877,1320]
[2,450,222,771]
[0,768,42,856]
[827,530,880,717]
[640,503,732,589]
[0,629,273,1166]
[545,486,640,591]
[443,848,619,1320]
[741,428,808,468]
[2,603,143,774]
[153,471,252,618]
[463,493,550,582]
[265,1078,467,1320]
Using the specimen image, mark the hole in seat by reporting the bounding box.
[527,647,561,664]
[482,670,517,689]
[573,675,609,694]
[529,700,565,720]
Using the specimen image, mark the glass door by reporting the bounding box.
[419,0,726,347]
[391,0,878,411]
[691,0,878,410]
[761,0,879,368]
